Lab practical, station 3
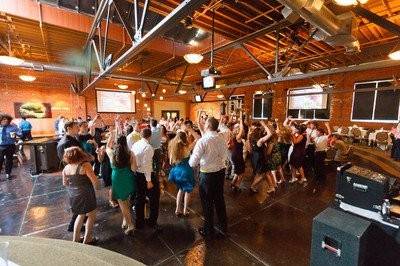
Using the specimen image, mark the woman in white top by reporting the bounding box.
[311,122,331,193]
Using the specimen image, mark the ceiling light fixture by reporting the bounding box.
[178,90,187,95]
[162,89,166,93]
[188,40,199,46]
[184,53,203,64]
[19,75,36,82]
[118,84,128,90]
[389,50,400,60]
[159,96,164,100]
[333,0,367,6]
[0,55,24,66]
[147,107,151,112]
[151,93,155,97]
[136,99,140,103]
[141,92,146,98]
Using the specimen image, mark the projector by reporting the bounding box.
[201,66,221,77]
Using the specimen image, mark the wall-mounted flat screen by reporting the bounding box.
[96,89,136,113]
[288,85,328,110]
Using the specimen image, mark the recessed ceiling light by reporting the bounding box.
[0,55,24,66]
[196,29,205,37]
[184,53,203,64]
[333,0,357,5]
[162,89,166,93]
[144,103,148,107]
[19,75,36,82]
[118,84,128,90]
[178,90,187,95]
[189,40,199,46]
[389,50,400,60]
[159,96,164,100]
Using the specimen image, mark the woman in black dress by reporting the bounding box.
[62,147,99,244]
[230,113,245,191]
[289,124,307,184]
[249,121,274,193]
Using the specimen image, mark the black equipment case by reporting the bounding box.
[335,163,390,212]
[310,207,372,266]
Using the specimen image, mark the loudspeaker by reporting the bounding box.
[30,140,60,174]
[310,207,372,266]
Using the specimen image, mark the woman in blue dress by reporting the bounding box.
[168,131,196,217]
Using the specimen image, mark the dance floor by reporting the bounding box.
[0,158,383,265]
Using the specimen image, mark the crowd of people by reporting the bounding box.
[54,111,356,243]
[1,110,400,244]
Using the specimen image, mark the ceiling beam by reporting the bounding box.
[353,6,400,36]
[221,59,400,90]
[81,0,209,93]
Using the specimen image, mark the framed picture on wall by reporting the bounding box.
[14,102,52,118]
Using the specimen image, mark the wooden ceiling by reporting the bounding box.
[1,0,400,98]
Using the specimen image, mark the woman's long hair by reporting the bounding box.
[169,131,188,164]
[113,135,131,168]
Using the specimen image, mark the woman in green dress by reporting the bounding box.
[106,130,137,235]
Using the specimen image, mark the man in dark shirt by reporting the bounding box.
[56,120,82,232]
[57,121,80,160]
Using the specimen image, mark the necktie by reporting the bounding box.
[1,126,6,144]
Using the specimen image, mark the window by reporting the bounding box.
[253,93,273,119]
[229,95,244,114]
[287,85,330,120]
[351,80,400,123]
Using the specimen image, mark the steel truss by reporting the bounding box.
[82,0,209,93]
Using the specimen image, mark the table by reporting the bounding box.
[0,236,143,266]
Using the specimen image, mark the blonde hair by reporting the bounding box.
[169,131,189,164]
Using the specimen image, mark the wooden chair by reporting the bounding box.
[376,131,389,150]
[340,127,349,135]
[350,127,362,144]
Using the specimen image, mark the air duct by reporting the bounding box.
[280,0,360,53]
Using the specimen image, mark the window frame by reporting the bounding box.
[252,92,273,120]
[351,79,400,123]
[285,86,331,121]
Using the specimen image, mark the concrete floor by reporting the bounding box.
[0,160,342,265]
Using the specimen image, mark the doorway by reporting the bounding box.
[161,110,180,120]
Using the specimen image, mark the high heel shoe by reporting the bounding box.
[121,222,127,229]
[124,226,135,236]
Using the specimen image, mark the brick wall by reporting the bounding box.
[0,82,86,135]
[189,66,400,130]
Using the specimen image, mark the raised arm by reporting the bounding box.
[283,116,291,127]
[237,112,244,141]
[257,121,272,147]
[197,115,205,136]
[324,122,332,136]
[106,130,115,149]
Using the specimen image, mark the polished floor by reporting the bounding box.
[0,154,384,266]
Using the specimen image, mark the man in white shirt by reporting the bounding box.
[131,128,160,230]
[311,122,331,193]
[189,117,228,237]
[150,119,162,179]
